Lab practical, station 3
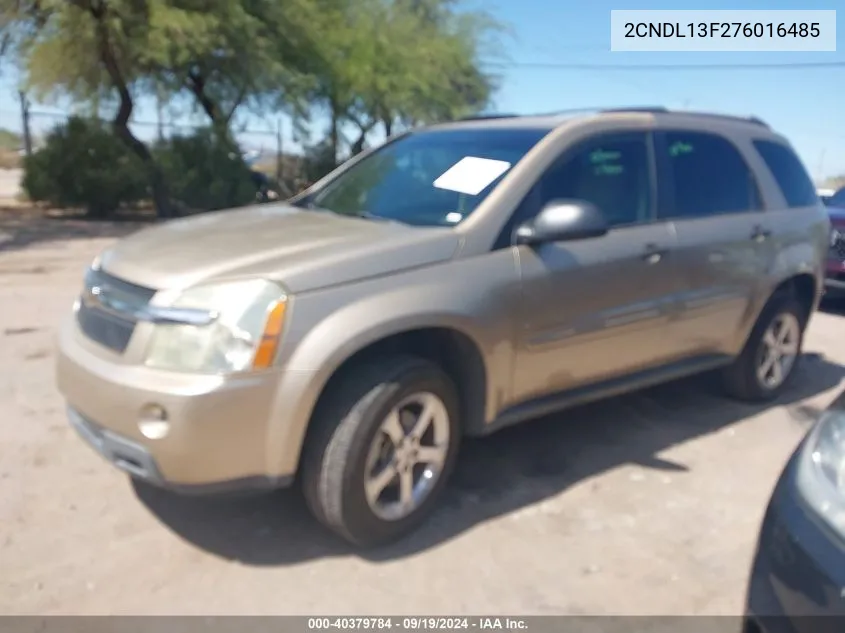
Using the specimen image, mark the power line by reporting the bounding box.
[485,60,845,71]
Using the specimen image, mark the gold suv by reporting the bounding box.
[57,107,830,546]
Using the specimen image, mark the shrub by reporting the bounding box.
[21,116,147,217]
[154,128,256,212]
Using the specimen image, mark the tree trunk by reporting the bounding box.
[81,0,174,218]
[110,86,173,220]
[187,70,245,132]
[350,119,377,156]
[351,132,366,157]
[329,98,340,168]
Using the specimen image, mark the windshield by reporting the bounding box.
[306,127,550,226]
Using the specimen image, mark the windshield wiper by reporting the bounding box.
[355,211,387,221]
[353,211,408,225]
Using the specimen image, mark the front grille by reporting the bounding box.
[76,268,156,353]
[77,301,136,352]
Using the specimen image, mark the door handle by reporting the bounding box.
[751,225,772,243]
[642,243,666,265]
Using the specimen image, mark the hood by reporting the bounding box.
[98,205,461,293]
[828,206,845,224]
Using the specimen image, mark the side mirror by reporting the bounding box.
[514,199,609,246]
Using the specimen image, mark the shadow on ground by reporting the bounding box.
[820,296,845,317]
[134,352,845,565]
[0,207,148,252]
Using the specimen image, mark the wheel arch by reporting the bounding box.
[767,272,818,325]
[271,319,493,480]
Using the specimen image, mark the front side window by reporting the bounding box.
[660,131,760,219]
[533,133,653,227]
[306,127,550,227]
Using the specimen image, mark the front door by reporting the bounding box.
[512,131,686,403]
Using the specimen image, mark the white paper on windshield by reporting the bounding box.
[433,157,511,196]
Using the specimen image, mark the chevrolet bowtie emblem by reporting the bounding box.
[83,284,103,306]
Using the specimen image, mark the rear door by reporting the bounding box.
[751,139,830,283]
[655,129,774,356]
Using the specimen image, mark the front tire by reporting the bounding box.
[722,296,806,402]
[301,355,461,547]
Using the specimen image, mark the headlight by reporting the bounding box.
[144,279,287,374]
[831,228,841,248]
[796,409,845,536]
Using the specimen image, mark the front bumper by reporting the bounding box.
[56,316,297,491]
[67,407,290,493]
[745,445,845,633]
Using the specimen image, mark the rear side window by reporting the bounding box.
[660,131,760,219]
[753,140,819,208]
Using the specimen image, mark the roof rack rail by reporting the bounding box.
[530,107,598,117]
[458,113,521,121]
[601,106,668,113]
[600,106,769,128]
[673,110,770,128]
[528,106,667,117]
[456,107,770,128]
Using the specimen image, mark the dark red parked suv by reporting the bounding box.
[825,205,845,298]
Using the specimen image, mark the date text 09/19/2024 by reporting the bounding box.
[623,22,821,39]
[306,618,529,631]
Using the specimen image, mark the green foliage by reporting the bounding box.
[21,116,147,216]
[298,0,500,158]
[4,0,503,216]
[154,128,256,211]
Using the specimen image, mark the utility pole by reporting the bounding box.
[276,117,284,185]
[155,82,165,142]
[18,90,32,156]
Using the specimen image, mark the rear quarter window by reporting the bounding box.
[752,140,818,208]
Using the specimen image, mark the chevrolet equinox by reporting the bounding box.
[57,107,830,546]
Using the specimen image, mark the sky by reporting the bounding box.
[0,0,842,181]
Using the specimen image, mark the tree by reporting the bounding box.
[383,2,501,133]
[1,0,504,210]
[141,0,317,133]
[5,0,176,217]
[299,0,500,165]
[1,0,322,217]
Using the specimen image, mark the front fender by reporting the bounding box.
[264,250,520,476]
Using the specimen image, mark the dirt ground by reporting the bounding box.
[1,209,844,616]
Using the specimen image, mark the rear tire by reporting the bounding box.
[301,355,461,547]
[722,296,806,402]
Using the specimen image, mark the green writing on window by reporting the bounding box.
[590,149,622,164]
[669,141,693,157]
[594,164,623,176]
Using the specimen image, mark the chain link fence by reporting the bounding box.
[9,109,315,201]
